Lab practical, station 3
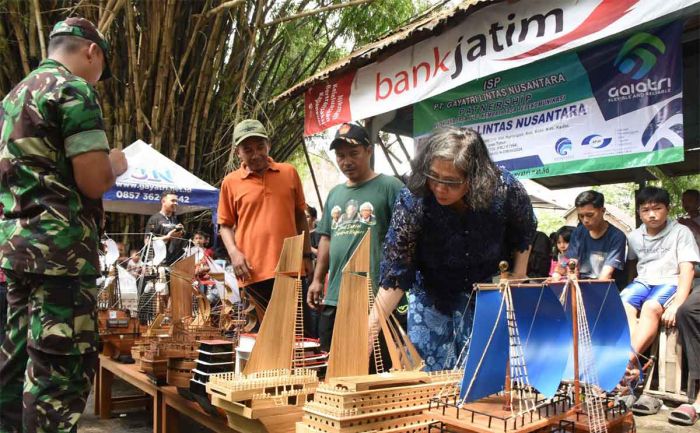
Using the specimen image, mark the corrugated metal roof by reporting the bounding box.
[272,0,502,103]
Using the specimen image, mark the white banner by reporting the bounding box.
[304,0,700,135]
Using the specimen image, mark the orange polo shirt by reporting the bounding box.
[217,158,306,285]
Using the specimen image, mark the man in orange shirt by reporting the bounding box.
[218,119,312,322]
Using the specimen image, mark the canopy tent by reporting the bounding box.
[103,140,219,215]
[276,0,700,189]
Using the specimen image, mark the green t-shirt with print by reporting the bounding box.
[317,174,406,311]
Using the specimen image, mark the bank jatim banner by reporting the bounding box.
[303,0,699,136]
[414,21,684,179]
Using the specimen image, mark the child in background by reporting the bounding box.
[127,248,144,278]
[549,226,574,276]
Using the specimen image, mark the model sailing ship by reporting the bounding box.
[428,262,635,433]
[296,231,462,433]
[206,233,319,433]
[97,239,140,361]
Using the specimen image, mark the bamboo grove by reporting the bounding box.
[0,0,421,232]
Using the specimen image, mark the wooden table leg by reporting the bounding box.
[99,364,114,419]
[160,395,180,433]
[93,357,100,415]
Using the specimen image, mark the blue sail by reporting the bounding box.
[556,281,632,392]
[459,289,509,401]
[511,285,573,399]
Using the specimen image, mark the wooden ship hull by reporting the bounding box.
[138,327,220,383]
[427,394,633,433]
[97,309,140,360]
[208,368,318,433]
[296,370,462,433]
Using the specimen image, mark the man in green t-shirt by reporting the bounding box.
[307,123,405,353]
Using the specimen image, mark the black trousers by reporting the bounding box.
[676,285,700,399]
[245,278,317,339]
[318,305,408,373]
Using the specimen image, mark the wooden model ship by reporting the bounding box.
[136,253,228,384]
[207,234,318,433]
[297,370,462,433]
[97,244,141,361]
[296,231,461,433]
[427,262,635,433]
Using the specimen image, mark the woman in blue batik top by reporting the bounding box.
[374,127,536,371]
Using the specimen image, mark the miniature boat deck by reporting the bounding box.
[427,394,634,433]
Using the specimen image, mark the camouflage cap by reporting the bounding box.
[49,17,111,81]
[233,119,269,147]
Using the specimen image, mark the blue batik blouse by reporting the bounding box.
[380,169,536,313]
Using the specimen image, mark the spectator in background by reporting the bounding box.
[127,248,144,278]
[623,187,699,415]
[145,190,186,265]
[549,226,574,276]
[306,206,321,260]
[679,189,700,247]
[552,190,626,282]
[670,286,700,425]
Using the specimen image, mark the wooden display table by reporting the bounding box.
[95,355,162,432]
[160,386,240,433]
[95,355,249,433]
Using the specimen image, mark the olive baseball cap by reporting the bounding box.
[49,17,111,81]
[233,119,269,146]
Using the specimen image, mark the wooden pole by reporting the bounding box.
[301,138,324,211]
[500,261,512,411]
[568,260,581,410]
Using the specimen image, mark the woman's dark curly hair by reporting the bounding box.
[406,127,500,211]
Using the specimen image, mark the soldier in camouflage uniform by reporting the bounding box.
[0,18,127,433]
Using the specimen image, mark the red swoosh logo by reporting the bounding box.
[503,0,639,60]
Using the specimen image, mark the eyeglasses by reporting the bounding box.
[424,172,466,189]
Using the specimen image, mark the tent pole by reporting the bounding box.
[395,134,412,162]
[301,137,324,211]
[376,135,400,178]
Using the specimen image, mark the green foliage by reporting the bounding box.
[647,171,700,218]
[592,183,636,215]
[336,0,429,48]
[534,209,567,236]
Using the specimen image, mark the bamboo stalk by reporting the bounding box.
[8,2,31,76]
[205,0,244,18]
[30,0,46,59]
[125,1,144,136]
[98,0,125,34]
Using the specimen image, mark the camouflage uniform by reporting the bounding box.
[0,18,111,433]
